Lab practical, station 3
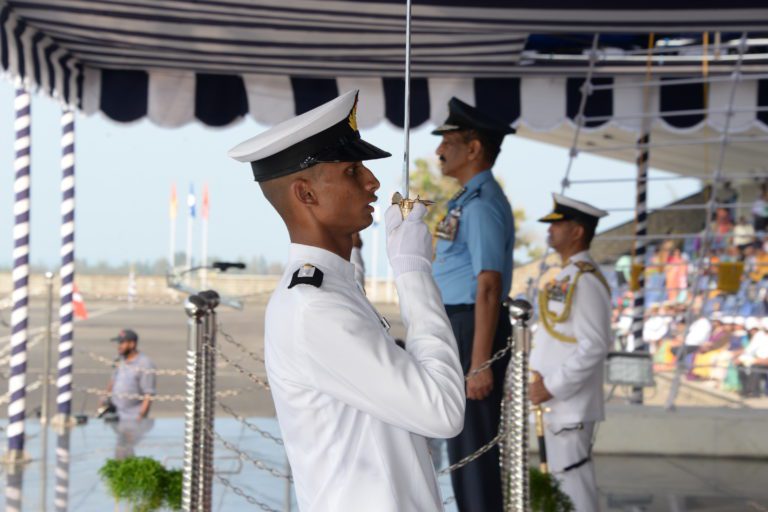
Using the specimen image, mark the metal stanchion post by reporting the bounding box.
[182,295,206,512]
[283,461,293,512]
[500,299,533,512]
[40,271,55,510]
[198,290,219,512]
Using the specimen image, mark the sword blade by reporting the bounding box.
[401,0,413,199]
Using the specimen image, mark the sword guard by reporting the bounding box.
[391,192,435,218]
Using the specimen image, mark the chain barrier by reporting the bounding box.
[0,379,43,405]
[77,349,189,376]
[218,323,265,364]
[214,474,283,512]
[437,430,503,475]
[209,427,292,481]
[0,332,45,367]
[217,400,283,446]
[207,343,270,390]
[466,339,511,380]
[72,385,246,402]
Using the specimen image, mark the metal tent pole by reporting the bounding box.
[629,34,655,405]
[40,272,55,510]
[529,34,600,303]
[665,33,750,410]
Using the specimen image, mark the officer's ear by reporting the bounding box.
[467,138,483,162]
[571,221,586,243]
[292,178,318,206]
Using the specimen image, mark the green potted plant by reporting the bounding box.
[99,457,182,512]
[530,467,575,512]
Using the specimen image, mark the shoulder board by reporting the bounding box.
[288,264,324,289]
[574,261,597,273]
[459,189,482,207]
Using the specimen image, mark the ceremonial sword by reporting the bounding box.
[392,0,433,217]
[531,372,549,474]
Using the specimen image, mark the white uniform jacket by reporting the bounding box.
[530,251,612,424]
[265,244,465,512]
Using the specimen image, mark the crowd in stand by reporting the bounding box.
[609,182,768,398]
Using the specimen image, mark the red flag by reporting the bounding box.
[170,183,178,220]
[73,284,88,320]
[202,184,210,220]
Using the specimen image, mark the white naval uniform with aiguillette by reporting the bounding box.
[265,243,465,512]
[529,250,612,512]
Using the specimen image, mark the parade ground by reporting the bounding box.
[0,298,767,510]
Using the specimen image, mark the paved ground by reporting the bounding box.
[2,299,768,510]
[0,297,408,420]
[1,418,766,512]
[2,297,765,422]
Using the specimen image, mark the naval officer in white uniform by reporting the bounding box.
[529,193,611,512]
[229,90,465,512]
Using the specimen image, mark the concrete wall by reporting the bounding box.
[0,273,282,302]
[529,404,768,459]
[0,273,403,303]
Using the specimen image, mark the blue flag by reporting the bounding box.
[188,183,196,218]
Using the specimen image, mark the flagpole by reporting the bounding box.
[186,184,195,282]
[169,183,177,269]
[201,184,209,289]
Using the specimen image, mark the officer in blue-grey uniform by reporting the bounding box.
[228,90,465,512]
[432,97,515,512]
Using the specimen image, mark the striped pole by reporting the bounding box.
[630,34,655,406]
[54,429,71,512]
[6,88,31,460]
[630,133,649,405]
[56,109,75,419]
[5,467,24,512]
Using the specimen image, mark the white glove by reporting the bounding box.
[385,202,433,278]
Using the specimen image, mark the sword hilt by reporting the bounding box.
[391,192,435,218]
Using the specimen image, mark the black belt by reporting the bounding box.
[444,303,507,315]
[444,303,475,314]
[563,456,592,472]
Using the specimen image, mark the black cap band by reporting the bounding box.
[250,117,390,182]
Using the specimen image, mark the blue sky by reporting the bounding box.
[0,80,700,276]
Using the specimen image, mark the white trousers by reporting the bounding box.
[544,421,599,512]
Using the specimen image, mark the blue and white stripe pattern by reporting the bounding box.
[632,133,649,351]
[0,5,81,107]
[5,469,23,512]
[8,87,31,455]
[57,109,75,417]
[54,430,71,512]
[1,3,766,130]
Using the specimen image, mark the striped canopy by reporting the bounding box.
[2,0,768,130]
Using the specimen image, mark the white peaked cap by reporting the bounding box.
[228,90,390,182]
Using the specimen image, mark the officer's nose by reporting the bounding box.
[361,164,380,193]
